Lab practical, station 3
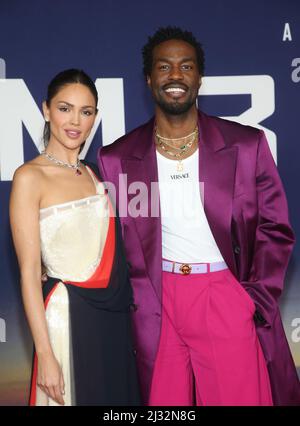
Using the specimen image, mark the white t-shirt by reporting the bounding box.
[156,149,224,263]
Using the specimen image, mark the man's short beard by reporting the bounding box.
[155,94,196,115]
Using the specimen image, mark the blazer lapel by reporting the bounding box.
[121,119,162,301]
[198,112,237,274]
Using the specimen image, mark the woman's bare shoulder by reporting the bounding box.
[12,156,46,188]
[14,155,43,180]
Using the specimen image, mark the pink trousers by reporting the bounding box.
[149,268,273,406]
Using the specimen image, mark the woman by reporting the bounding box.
[9,69,140,406]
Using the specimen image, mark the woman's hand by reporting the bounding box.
[37,352,65,405]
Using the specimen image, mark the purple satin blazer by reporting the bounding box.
[98,111,300,405]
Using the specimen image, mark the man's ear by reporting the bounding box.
[146,75,151,88]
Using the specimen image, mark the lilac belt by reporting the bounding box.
[162,259,228,275]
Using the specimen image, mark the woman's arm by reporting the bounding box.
[9,165,65,405]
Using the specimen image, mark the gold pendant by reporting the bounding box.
[177,161,184,172]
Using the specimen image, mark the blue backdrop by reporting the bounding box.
[0,0,299,405]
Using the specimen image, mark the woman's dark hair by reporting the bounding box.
[142,26,205,79]
[43,69,98,146]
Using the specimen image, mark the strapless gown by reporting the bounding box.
[29,162,140,406]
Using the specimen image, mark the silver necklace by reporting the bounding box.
[41,150,82,175]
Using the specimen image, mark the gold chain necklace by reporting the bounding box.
[156,127,198,143]
[155,126,198,172]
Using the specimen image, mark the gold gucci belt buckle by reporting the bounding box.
[179,264,192,275]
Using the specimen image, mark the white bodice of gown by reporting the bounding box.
[39,167,109,282]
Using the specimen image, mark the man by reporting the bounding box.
[98,27,300,405]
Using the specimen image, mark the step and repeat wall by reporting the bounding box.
[0,0,299,405]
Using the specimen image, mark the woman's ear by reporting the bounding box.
[42,101,50,122]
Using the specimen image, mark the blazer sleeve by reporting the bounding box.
[241,130,295,328]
